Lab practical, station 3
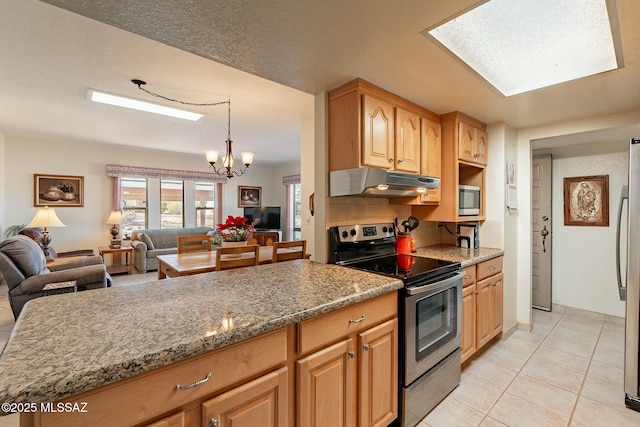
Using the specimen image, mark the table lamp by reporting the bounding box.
[26,205,66,258]
[105,210,124,248]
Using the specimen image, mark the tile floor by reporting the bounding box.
[420,306,640,427]
[0,276,639,426]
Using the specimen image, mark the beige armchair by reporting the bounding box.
[0,235,112,319]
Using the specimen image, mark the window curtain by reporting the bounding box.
[283,174,301,241]
[106,164,227,183]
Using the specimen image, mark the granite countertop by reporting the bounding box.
[413,244,504,267]
[0,260,402,408]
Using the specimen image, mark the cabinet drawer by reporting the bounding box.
[298,292,397,356]
[38,328,287,427]
[477,256,503,281]
[462,266,476,287]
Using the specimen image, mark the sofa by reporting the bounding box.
[131,227,214,273]
[0,235,112,318]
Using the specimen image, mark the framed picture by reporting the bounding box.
[563,175,609,226]
[34,174,84,207]
[238,186,261,207]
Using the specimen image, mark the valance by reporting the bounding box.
[282,174,301,185]
[106,164,227,183]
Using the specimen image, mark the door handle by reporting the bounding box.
[617,185,629,301]
[540,225,549,253]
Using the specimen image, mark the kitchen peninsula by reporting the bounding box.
[0,260,402,426]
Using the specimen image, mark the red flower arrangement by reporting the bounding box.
[216,216,259,242]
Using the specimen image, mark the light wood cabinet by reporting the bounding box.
[328,79,439,175]
[394,107,421,173]
[297,292,398,427]
[202,367,288,427]
[412,112,486,222]
[252,231,279,246]
[145,410,199,427]
[460,257,504,363]
[419,117,442,203]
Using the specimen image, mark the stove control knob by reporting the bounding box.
[341,231,348,238]
[350,229,357,236]
[382,226,388,233]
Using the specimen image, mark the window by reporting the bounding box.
[160,180,184,228]
[195,182,216,227]
[120,178,147,237]
[293,183,301,240]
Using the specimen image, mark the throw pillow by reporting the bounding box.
[0,235,46,277]
[138,233,155,250]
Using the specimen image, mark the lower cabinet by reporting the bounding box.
[202,367,288,427]
[297,292,398,427]
[461,257,504,363]
[26,292,398,427]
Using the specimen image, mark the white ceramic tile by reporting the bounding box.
[521,358,585,393]
[421,396,485,427]
[493,335,539,358]
[604,314,625,326]
[479,417,508,427]
[507,329,546,346]
[573,396,640,427]
[489,393,570,427]
[542,327,598,358]
[587,360,624,386]
[556,314,604,336]
[581,376,626,409]
[532,345,591,375]
[449,373,504,413]
[597,336,624,353]
[564,306,605,321]
[479,343,530,372]
[592,345,625,369]
[462,358,518,391]
[507,374,578,418]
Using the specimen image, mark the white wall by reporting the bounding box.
[3,136,298,253]
[543,142,628,316]
[516,109,640,326]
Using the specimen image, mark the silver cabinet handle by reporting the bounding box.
[209,419,219,427]
[488,266,496,271]
[464,275,471,280]
[397,159,403,163]
[389,157,394,162]
[349,315,365,324]
[175,372,212,390]
[348,351,356,359]
[363,344,370,351]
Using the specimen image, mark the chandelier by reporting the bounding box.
[132,80,254,179]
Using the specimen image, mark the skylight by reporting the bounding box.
[425,0,623,96]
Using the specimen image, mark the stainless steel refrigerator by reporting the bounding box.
[618,137,640,411]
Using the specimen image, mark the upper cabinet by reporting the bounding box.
[458,122,488,166]
[328,79,440,175]
[419,117,442,203]
[412,112,487,222]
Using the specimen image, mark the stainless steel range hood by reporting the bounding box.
[329,167,440,197]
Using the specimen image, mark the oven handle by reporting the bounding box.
[405,270,465,296]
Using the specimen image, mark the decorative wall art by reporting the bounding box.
[238,186,261,207]
[34,174,84,207]
[563,175,609,226]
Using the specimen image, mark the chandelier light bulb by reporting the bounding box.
[241,152,255,166]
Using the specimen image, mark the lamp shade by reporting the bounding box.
[26,206,66,228]
[105,210,124,225]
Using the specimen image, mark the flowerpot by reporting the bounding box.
[221,240,248,257]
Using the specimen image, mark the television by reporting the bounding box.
[243,206,281,230]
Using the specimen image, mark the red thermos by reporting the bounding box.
[396,233,412,255]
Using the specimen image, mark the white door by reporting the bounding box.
[532,154,552,311]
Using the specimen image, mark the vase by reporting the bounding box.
[221,240,248,257]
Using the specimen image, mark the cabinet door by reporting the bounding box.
[476,276,493,348]
[490,273,504,338]
[362,94,394,169]
[461,285,477,363]
[458,122,476,163]
[358,318,398,427]
[297,338,356,427]
[421,117,441,202]
[394,108,420,173]
[474,128,488,166]
[145,408,199,427]
[202,367,288,427]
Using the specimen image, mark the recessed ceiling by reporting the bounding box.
[426,0,623,96]
[1,0,639,161]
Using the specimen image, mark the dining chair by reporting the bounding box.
[272,240,307,263]
[177,235,212,254]
[215,244,260,271]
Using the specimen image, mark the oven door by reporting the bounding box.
[404,270,463,385]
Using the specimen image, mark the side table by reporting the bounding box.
[99,246,133,275]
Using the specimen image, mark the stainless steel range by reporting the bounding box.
[329,223,464,427]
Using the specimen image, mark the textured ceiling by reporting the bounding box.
[1,0,639,163]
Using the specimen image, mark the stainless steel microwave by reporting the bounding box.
[458,185,480,216]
